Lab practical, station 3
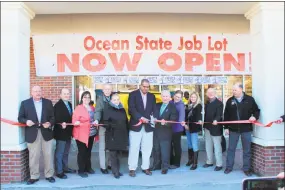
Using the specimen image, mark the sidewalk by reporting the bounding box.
[2,150,255,190]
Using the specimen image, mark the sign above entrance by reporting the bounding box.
[33,33,251,76]
[93,76,228,85]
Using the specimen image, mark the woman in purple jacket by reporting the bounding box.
[185,92,202,170]
[170,90,185,169]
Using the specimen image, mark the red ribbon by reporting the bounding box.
[133,119,278,128]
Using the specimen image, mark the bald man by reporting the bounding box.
[94,84,113,174]
[18,86,55,185]
[54,88,76,179]
[224,83,260,177]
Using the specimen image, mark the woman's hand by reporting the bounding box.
[74,121,80,126]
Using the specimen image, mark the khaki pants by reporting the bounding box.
[204,129,223,167]
[27,129,54,179]
[99,127,110,169]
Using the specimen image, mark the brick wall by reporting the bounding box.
[30,38,73,104]
[251,143,285,176]
[0,149,29,184]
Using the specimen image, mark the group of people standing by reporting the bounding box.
[18,80,283,185]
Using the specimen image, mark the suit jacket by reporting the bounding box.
[153,102,178,141]
[128,89,156,132]
[203,98,224,136]
[53,99,73,141]
[18,98,55,143]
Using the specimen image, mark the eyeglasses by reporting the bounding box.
[83,96,91,99]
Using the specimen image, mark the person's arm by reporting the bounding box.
[251,97,260,120]
[177,103,185,123]
[223,100,230,129]
[128,92,142,121]
[48,100,55,127]
[18,101,27,124]
[214,102,224,122]
[195,104,203,122]
[168,104,178,127]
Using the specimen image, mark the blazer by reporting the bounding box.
[18,98,55,143]
[128,89,156,132]
[186,104,202,133]
[153,102,178,141]
[53,99,73,141]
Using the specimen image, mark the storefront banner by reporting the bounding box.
[33,33,251,76]
[93,76,228,85]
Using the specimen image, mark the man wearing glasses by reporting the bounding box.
[128,79,156,177]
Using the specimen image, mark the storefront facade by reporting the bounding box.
[1,2,284,184]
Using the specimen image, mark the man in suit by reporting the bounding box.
[224,83,260,176]
[128,79,156,177]
[203,88,224,171]
[54,88,76,179]
[18,86,55,185]
[152,90,178,174]
[94,84,113,174]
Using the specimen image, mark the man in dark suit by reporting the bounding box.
[18,86,55,185]
[54,88,76,179]
[203,88,224,172]
[128,79,156,177]
[151,90,178,174]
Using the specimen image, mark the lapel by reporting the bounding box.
[160,103,169,119]
[29,98,39,122]
[138,90,146,110]
[41,98,45,123]
[59,99,71,116]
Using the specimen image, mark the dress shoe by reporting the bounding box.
[224,168,232,174]
[129,170,136,177]
[119,172,123,176]
[78,172,88,178]
[244,171,252,177]
[26,178,39,185]
[214,166,223,171]
[63,168,76,173]
[142,169,152,176]
[169,165,179,169]
[114,173,120,179]
[107,165,112,170]
[161,169,168,174]
[45,177,55,183]
[203,163,214,168]
[86,168,95,174]
[56,173,67,179]
[150,166,161,171]
[100,168,109,174]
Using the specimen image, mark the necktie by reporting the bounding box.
[65,102,72,115]
[160,104,167,116]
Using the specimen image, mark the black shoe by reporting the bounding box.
[119,172,123,176]
[114,173,120,179]
[203,163,214,168]
[56,173,67,179]
[78,172,88,178]
[169,165,179,169]
[214,166,223,171]
[244,170,252,177]
[142,169,152,176]
[100,168,109,174]
[63,168,76,173]
[224,168,232,174]
[161,169,168,174]
[107,165,112,170]
[86,168,95,174]
[26,178,39,185]
[129,170,136,177]
[45,177,55,183]
[186,149,194,166]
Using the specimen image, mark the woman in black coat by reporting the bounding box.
[184,92,202,170]
[102,93,129,179]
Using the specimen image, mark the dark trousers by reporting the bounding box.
[152,131,172,170]
[226,131,252,171]
[109,150,121,175]
[170,132,182,167]
[76,136,95,173]
[55,139,71,174]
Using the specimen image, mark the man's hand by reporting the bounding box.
[181,121,186,127]
[62,122,67,129]
[26,120,35,127]
[212,120,218,126]
[198,120,203,125]
[92,120,99,129]
[161,119,166,125]
[184,124,189,130]
[276,118,283,124]
[277,172,284,179]
[74,121,80,126]
[225,129,229,135]
[43,122,51,129]
[140,117,149,123]
[249,116,256,122]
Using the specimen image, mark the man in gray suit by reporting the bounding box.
[94,84,113,174]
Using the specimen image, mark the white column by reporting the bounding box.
[245,2,284,146]
[1,2,35,151]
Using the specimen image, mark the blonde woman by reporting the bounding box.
[184,92,202,170]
